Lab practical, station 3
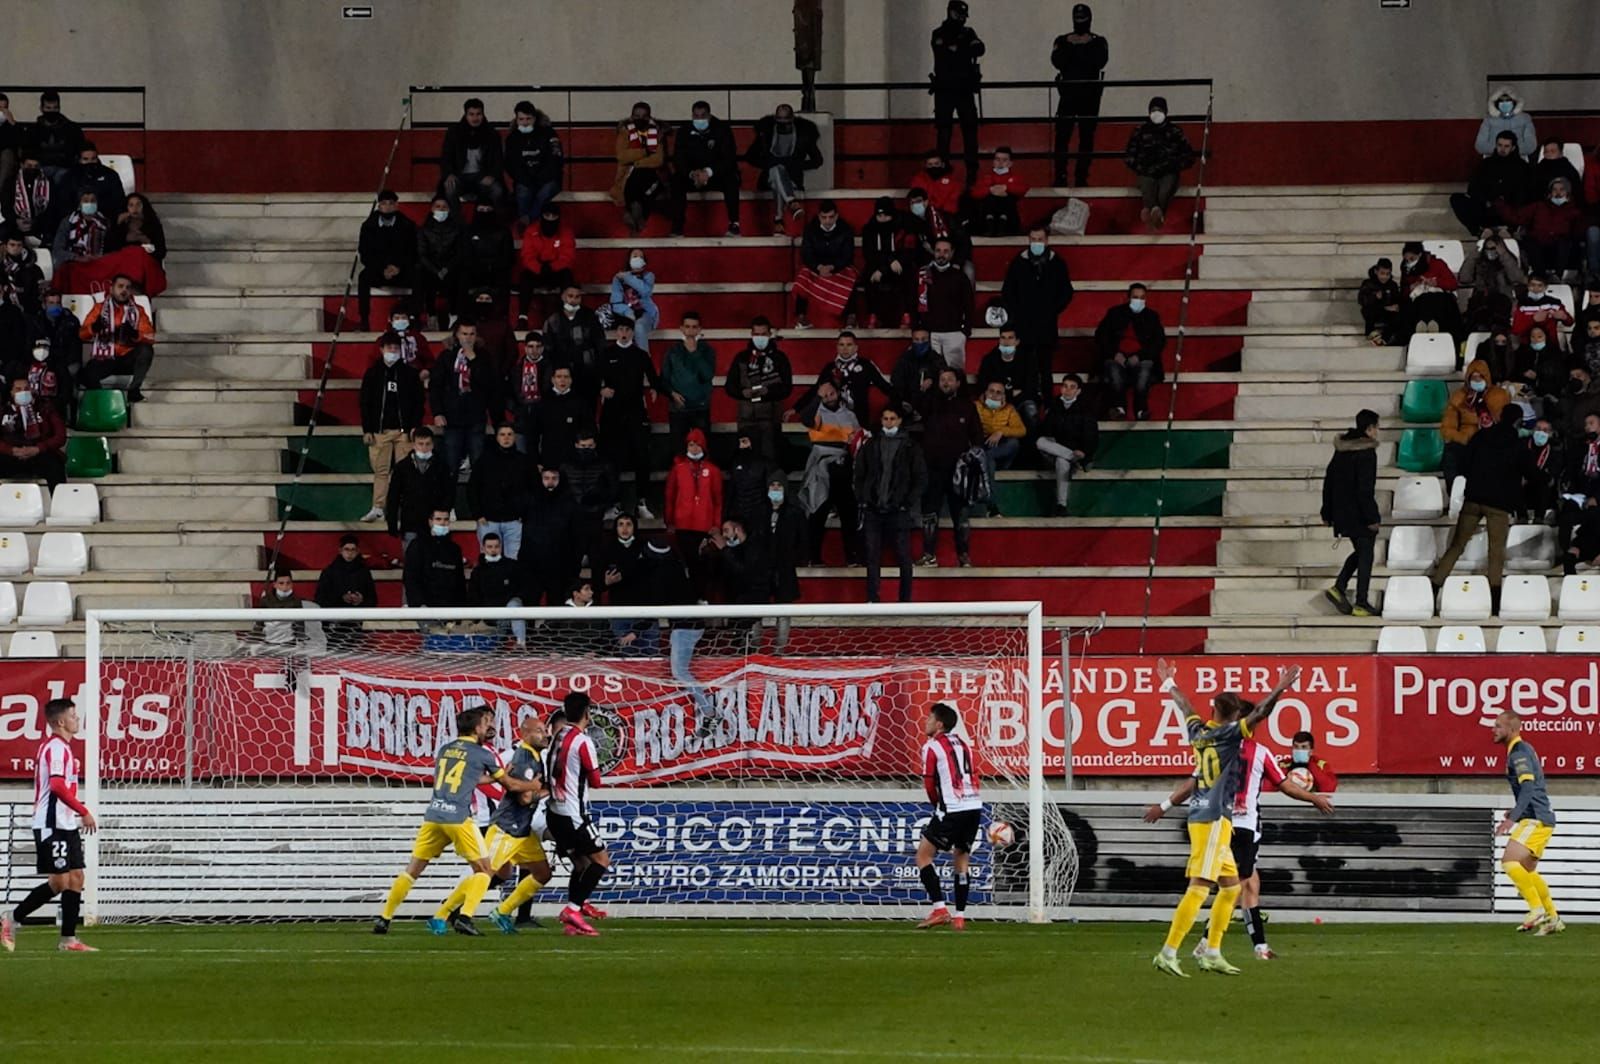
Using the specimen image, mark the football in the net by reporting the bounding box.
[1288,766,1316,791]
[986,820,1016,847]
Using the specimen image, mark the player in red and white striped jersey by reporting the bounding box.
[915,702,983,931]
[543,691,610,936]
[3,698,99,953]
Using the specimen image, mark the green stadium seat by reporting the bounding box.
[1397,428,1444,473]
[66,435,113,479]
[76,389,129,432]
[1400,380,1449,424]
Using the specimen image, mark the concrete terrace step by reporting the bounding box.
[1204,192,1456,237]
[1199,239,1457,282]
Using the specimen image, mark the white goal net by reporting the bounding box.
[83,603,1076,923]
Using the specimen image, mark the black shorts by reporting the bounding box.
[546,813,605,858]
[921,809,981,854]
[34,829,84,875]
[1232,826,1260,879]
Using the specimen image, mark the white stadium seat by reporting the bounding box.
[1506,525,1556,570]
[1438,575,1492,620]
[1382,576,1436,621]
[1497,575,1552,621]
[1405,333,1457,376]
[1557,574,1600,620]
[1377,625,1429,653]
[1458,530,1488,571]
[7,630,59,658]
[61,293,96,323]
[1496,626,1549,653]
[33,532,88,577]
[0,533,29,576]
[1423,239,1465,275]
[1435,625,1487,653]
[34,247,53,285]
[0,483,46,527]
[1448,477,1465,519]
[1564,143,1586,178]
[1392,476,1445,520]
[47,484,102,525]
[103,154,136,196]
[1463,331,1490,362]
[1555,626,1600,653]
[1547,284,1576,324]
[1385,526,1439,570]
[20,581,73,626]
[0,581,15,624]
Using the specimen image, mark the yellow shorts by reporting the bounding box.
[1185,819,1238,882]
[484,825,547,870]
[410,820,486,863]
[1508,819,1554,859]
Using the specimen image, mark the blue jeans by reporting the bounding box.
[442,426,485,481]
[515,179,562,227]
[670,627,713,720]
[478,519,523,560]
[612,618,660,656]
[984,437,1020,486]
[498,595,527,647]
[1103,358,1158,416]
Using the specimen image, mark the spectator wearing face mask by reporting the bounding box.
[1278,733,1339,793]
[467,531,526,647]
[918,368,982,568]
[65,142,125,225]
[1051,3,1109,187]
[1529,139,1583,205]
[542,285,607,402]
[1358,258,1403,347]
[857,197,915,329]
[598,319,666,519]
[1517,324,1567,402]
[1559,368,1600,448]
[1320,409,1381,619]
[78,274,156,402]
[854,407,928,603]
[917,237,975,375]
[665,428,725,595]
[504,101,563,232]
[1521,417,1561,527]
[356,190,417,332]
[24,293,81,393]
[1451,131,1532,235]
[560,428,620,558]
[25,92,84,185]
[1,231,45,319]
[725,431,776,533]
[725,317,794,470]
[905,188,972,275]
[1560,413,1600,575]
[891,327,944,426]
[1124,97,1195,230]
[1095,283,1165,420]
[976,380,1026,515]
[516,203,576,328]
[533,365,585,471]
[792,330,896,425]
[910,152,965,218]
[670,101,741,238]
[974,147,1030,238]
[661,310,716,454]
[13,336,66,421]
[704,518,770,612]
[1458,235,1526,333]
[439,97,505,208]
[386,427,455,548]
[469,423,536,559]
[1430,405,1527,612]
[522,467,584,607]
[405,509,468,608]
[1498,178,1585,281]
[50,190,108,289]
[0,375,66,489]
[746,104,823,232]
[977,326,1040,431]
[1036,375,1097,517]
[596,512,645,611]
[1001,228,1074,396]
[1440,359,1510,491]
[612,102,666,235]
[1476,87,1536,158]
[763,476,804,649]
[1397,241,1464,345]
[608,249,659,351]
[432,320,497,481]
[7,153,54,243]
[794,380,861,566]
[1577,318,1600,379]
[1510,273,1574,340]
[793,200,857,331]
[360,331,425,523]
[456,201,512,307]
[415,196,463,330]
[255,569,318,648]
[315,535,378,647]
[1475,328,1517,386]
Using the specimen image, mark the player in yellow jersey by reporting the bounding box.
[1490,712,1563,935]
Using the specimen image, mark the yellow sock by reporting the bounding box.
[434,876,473,920]
[496,873,547,916]
[1530,871,1557,918]
[1504,861,1543,915]
[1164,885,1210,951]
[1206,883,1242,951]
[458,872,493,918]
[380,872,416,920]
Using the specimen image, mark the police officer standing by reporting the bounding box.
[1051,3,1109,187]
[930,0,985,184]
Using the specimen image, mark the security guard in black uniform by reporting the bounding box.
[929,0,985,183]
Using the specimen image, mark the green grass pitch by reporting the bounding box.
[3,921,1594,1062]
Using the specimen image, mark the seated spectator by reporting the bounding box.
[1430,405,1525,612]
[1457,233,1525,333]
[905,186,973,278]
[1529,139,1582,205]
[1476,86,1535,158]
[470,423,535,558]
[0,93,18,199]
[2,230,45,318]
[909,152,964,219]
[467,530,526,646]
[1320,409,1381,618]
[918,237,975,374]
[974,146,1029,237]
[385,306,434,385]
[1580,280,1600,335]
[109,192,166,264]
[793,199,856,330]
[0,375,66,489]
[50,190,108,288]
[404,508,468,609]
[745,103,823,231]
[671,101,741,237]
[23,293,82,400]
[386,426,454,549]
[725,316,794,469]
[78,275,156,402]
[1000,227,1074,396]
[1359,257,1403,347]
[725,431,775,532]
[356,190,417,332]
[27,92,85,186]
[762,474,804,649]
[1559,367,1600,447]
[7,152,54,244]
[542,284,607,401]
[66,143,125,224]
[1510,272,1574,339]
[456,202,511,306]
[598,318,665,518]
[793,330,895,423]
[662,311,715,453]
[1451,131,1530,235]
[1522,417,1560,526]
[857,197,914,329]
[1560,413,1600,573]
[612,102,666,235]
[919,367,982,568]
[976,380,1026,513]
[794,379,860,565]
[504,100,563,232]
[1476,327,1516,384]
[523,467,583,606]
[1517,324,1567,402]
[505,331,551,454]
[17,336,66,420]
[1440,358,1510,489]
[438,98,504,208]
[1095,283,1165,420]
[608,249,659,351]
[1398,241,1463,344]
[254,569,317,649]
[854,406,927,603]
[431,320,497,480]
[560,428,620,555]
[977,326,1040,428]
[1577,317,1600,378]
[1036,374,1097,517]
[516,202,576,328]
[360,330,425,523]
[664,428,724,595]
[890,327,943,426]
[1125,96,1195,230]
[315,535,378,647]
[1499,177,1586,281]
[414,196,463,330]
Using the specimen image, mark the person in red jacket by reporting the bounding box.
[0,375,67,489]
[1510,272,1574,340]
[910,151,965,218]
[1277,731,1339,793]
[1398,241,1464,344]
[973,146,1031,237]
[664,427,724,595]
[516,202,577,327]
[1498,176,1585,280]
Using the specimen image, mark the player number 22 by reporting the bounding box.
[435,759,466,793]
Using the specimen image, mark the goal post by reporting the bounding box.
[82,602,1074,924]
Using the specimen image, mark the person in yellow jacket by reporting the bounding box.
[976,381,1027,516]
[611,102,667,234]
[1440,357,1511,491]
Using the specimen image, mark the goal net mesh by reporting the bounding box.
[88,608,1077,922]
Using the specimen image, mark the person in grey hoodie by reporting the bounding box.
[1475,85,1536,158]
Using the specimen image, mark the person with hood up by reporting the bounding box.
[1457,233,1526,332]
[1124,96,1195,230]
[456,201,512,305]
[1450,130,1531,235]
[438,98,505,208]
[857,197,915,328]
[1441,358,1511,490]
[1475,86,1536,158]
[1497,176,1585,280]
[1320,409,1381,618]
[1398,241,1463,344]
[522,467,584,608]
[1358,258,1403,346]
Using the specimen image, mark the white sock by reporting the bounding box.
[1160,945,1177,960]
[930,901,947,912]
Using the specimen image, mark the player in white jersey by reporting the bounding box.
[3,698,99,953]
[544,691,610,937]
[915,703,983,931]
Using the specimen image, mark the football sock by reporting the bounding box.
[578,862,607,904]
[59,891,81,939]
[920,865,945,905]
[380,872,416,921]
[953,871,970,915]
[458,872,493,918]
[1206,884,1242,951]
[1504,861,1542,914]
[434,877,472,920]
[497,873,547,916]
[1531,870,1557,918]
[1163,884,1209,951]
[1243,906,1268,948]
[12,882,59,921]
[567,865,585,906]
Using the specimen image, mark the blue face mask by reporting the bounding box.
[1531,341,1547,352]
[999,344,1016,356]
[1470,379,1487,392]
[910,202,927,218]
[767,489,785,504]
[693,118,710,132]
[1028,241,1046,256]
[1533,430,1551,446]
[912,340,931,354]
[1498,100,1515,116]
[45,305,64,319]
[1128,298,1146,313]
[80,202,98,217]
[1291,748,1311,766]
[430,524,450,538]
[1551,196,1568,206]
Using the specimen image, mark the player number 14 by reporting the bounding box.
[435,759,466,792]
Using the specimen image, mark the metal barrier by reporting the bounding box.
[1485,72,1600,122]
[0,84,147,167]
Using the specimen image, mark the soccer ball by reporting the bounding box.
[1287,766,1315,791]
[986,820,1016,847]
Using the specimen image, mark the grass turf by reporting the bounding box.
[1,920,1594,1063]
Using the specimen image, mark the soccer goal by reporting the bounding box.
[81,602,1076,924]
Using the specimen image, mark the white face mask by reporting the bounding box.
[992,165,1010,175]
[1149,111,1166,124]
[563,301,580,314]
[391,318,408,332]
[482,552,502,562]
[13,391,32,406]
[31,347,49,363]
[881,425,899,437]
[686,448,704,461]
[430,524,450,537]
[431,209,449,223]
[517,122,534,133]
[752,335,770,350]
[382,351,400,366]
[629,256,646,271]
[274,588,295,600]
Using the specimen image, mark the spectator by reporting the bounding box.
[522,467,584,607]
[1124,96,1195,230]
[1589,175,1600,283]
[1051,3,1109,187]
[857,197,915,329]
[556,576,611,653]
[468,531,526,648]
[746,103,823,231]
[0,375,65,489]
[0,93,17,198]
[254,569,318,649]
[467,283,517,380]
[1576,279,1600,334]
[383,306,434,387]
[910,151,965,218]
[1440,358,1510,491]
[1398,241,1463,344]
[1095,282,1165,420]
[1458,233,1525,333]
[360,331,425,523]
[1001,227,1074,399]
[1577,317,1600,378]
[1521,417,1560,526]
[1510,271,1574,339]
[1529,139,1583,206]
[1518,324,1567,402]
[664,428,724,593]
[431,320,497,480]
[1320,409,1381,618]
[533,365,585,471]
[977,380,1026,514]
[726,431,776,532]
[50,190,108,288]
[1450,131,1531,235]
[542,284,607,402]
[661,311,716,453]
[78,275,156,402]
[27,92,85,185]
[438,98,504,207]
[597,511,646,611]
[1358,257,1404,347]
[607,249,659,351]
[356,190,417,332]
[560,428,620,558]
[504,100,563,232]
[415,196,463,330]
[1430,405,1525,612]
[762,475,805,649]
[725,316,794,469]
[670,101,741,237]
[1558,367,1600,447]
[1559,413,1600,573]
[66,143,125,228]
[470,423,535,558]
[1476,86,1536,158]
[456,201,512,305]
[1036,374,1097,517]
[1,231,45,318]
[976,327,1040,428]
[793,200,856,330]
[1499,177,1585,281]
[404,509,468,608]
[929,1,985,180]
[891,327,943,425]
[918,367,982,568]
[795,330,895,422]
[974,147,1030,237]
[1476,327,1517,385]
[109,192,167,265]
[641,536,711,721]
[795,379,861,565]
[24,293,82,397]
[611,102,666,235]
[16,336,66,421]
[706,518,770,612]
[918,237,975,374]
[7,151,54,243]
[854,406,927,603]
[516,202,576,328]
[386,427,455,549]
[315,535,378,647]
[598,319,665,518]
[505,331,551,455]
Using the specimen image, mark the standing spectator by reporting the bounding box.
[560,430,620,560]
[456,202,512,306]
[110,192,167,264]
[640,537,710,720]
[1095,283,1165,420]
[611,102,666,235]
[1458,235,1525,333]
[516,203,576,328]
[1430,405,1526,613]
[360,331,425,523]
[0,376,65,490]
[415,196,463,330]
[315,535,378,646]
[794,330,896,422]
[65,143,125,223]
[664,428,724,593]
[1320,410,1381,618]
[661,311,716,453]
[534,365,586,471]
[523,467,583,606]
[467,532,526,648]
[1358,258,1403,346]
[438,98,504,208]
[977,380,1027,513]
[918,237,976,374]
[918,368,982,568]
[891,327,944,425]
[505,331,552,455]
[763,474,805,648]
[383,305,436,384]
[1051,4,1109,187]
[910,152,966,219]
[725,432,775,532]
[543,284,607,402]
[78,275,156,402]
[1036,375,1098,517]
[597,512,646,608]
[504,100,563,232]
[467,288,515,376]
[0,93,18,199]
[386,427,454,550]
[1397,241,1463,344]
[356,190,417,332]
[25,91,84,186]
[857,197,914,329]
[794,381,861,565]
[976,327,1040,428]
[1450,131,1532,235]
[745,104,823,231]
[469,424,535,558]
[1475,86,1536,158]
[404,509,468,608]
[1559,414,1600,572]
[725,316,794,469]
[1511,271,1575,339]
[7,151,54,244]
[854,406,927,603]
[705,518,770,610]
[1499,177,1585,281]
[598,319,665,518]
[928,1,985,181]
[1440,358,1511,492]
[974,147,1030,237]
[793,200,856,330]
[670,101,741,237]
[1124,97,1196,230]
[608,249,659,351]
[1522,416,1560,526]
[1001,227,1074,397]
[431,320,497,481]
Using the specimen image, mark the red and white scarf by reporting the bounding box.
[626,121,660,153]
[64,210,108,258]
[11,172,49,229]
[454,349,473,394]
[1,254,31,307]
[27,363,58,398]
[519,357,542,404]
[399,333,422,366]
[1586,440,1599,479]
[91,300,141,361]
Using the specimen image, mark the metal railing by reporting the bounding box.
[0,84,147,166]
[1484,73,1600,122]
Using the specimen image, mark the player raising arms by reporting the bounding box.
[1151,659,1300,977]
[1491,712,1564,935]
[3,698,98,953]
[546,691,611,937]
[915,702,982,931]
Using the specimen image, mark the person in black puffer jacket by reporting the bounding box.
[918,367,983,567]
[559,429,620,556]
[1358,259,1403,347]
[522,467,584,607]
[468,424,537,558]
[1123,96,1195,229]
[1320,410,1380,617]
[438,97,505,207]
[1430,404,1526,608]
[724,432,776,532]
[403,510,467,608]
[504,101,564,230]
[415,196,463,329]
